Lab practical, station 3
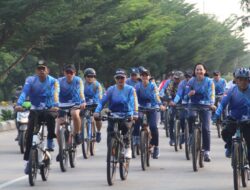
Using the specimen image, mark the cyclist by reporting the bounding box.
[186,63,216,162]
[56,64,86,147]
[94,69,138,159]
[126,68,141,154]
[170,69,193,144]
[83,68,103,143]
[126,67,140,87]
[226,71,236,92]
[135,67,165,159]
[15,60,59,174]
[213,68,250,161]
[160,71,184,146]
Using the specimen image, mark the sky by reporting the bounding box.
[185,0,250,45]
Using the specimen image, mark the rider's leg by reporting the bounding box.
[44,112,57,150]
[71,109,82,144]
[95,119,102,143]
[200,110,211,161]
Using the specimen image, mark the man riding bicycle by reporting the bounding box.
[94,69,138,159]
[15,60,59,174]
[56,65,86,160]
[83,68,103,143]
[213,68,250,161]
[135,67,165,159]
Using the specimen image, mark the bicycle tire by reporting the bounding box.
[119,158,130,180]
[59,127,68,172]
[107,136,118,186]
[164,110,169,138]
[184,121,190,160]
[28,148,38,186]
[140,130,147,171]
[146,131,150,167]
[232,143,240,190]
[90,122,96,156]
[198,131,204,168]
[192,127,199,172]
[19,130,26,154]
[40,152,50,181]
[69,145,77,168]
[81,117,90,159]
[174,120,180,152]
[216,123,221,138]
[241,144,248,187]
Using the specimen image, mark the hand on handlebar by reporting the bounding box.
[80,103,86,110]
[14,106,24,111]
[160,105,166,111]
[188,90,195,97]
[169,101,176,107]
[50,107,59,111]
[93,112,101,119]
[210,105,217,112]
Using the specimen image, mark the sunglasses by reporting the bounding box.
[116,76,125,80]
[87,75,95,78]
[66,70,74,75]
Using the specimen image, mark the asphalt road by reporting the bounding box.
[0,123,238,190]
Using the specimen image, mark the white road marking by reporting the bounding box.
[0,176,27,189]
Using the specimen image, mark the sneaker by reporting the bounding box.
[125,148,132,159]
[75,133,82,145]
[169,139,175,146]
[225,148,232,158]
[56,154,60,162]
[24,161,29,175]
[47,139,55,151]
[204,152,211,162]
[96,132,101,143]
[153,146,160,159]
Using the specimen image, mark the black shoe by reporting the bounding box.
[75,134,82,145]
[204,154,211,162]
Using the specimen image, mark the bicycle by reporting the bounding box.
[28,109,53,186]
[139,106,159,171]
[172,104,186,152]
[214,95,224,138]
[188,104,211,172]
[102,112,131,186]
[164,105,170,138]
[58,103,80,172]
[81,102,98,159]
[224,118,250,190]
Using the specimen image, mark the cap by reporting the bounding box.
[37,60,47,68]
[114,69,127,78]
[64,64,76,72]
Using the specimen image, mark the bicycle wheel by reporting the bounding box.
[69,137,77,168]
[232,143,240,190]
[81,118,90,159]
[40,151,50,181]
[28,148,38,186]
[90,122,96,156]
[19,130,26,154]
[184,120,190,160]
[198,132,204,168]
[164,110,169,138]
[107,136,118,186]
[216,122,221,138]
[59,127,68,172]
[119,156,130,180]
[241,144,248,187]
[174,120,180,152]
[192,127,199,172]
[140,130,147,171]
[146,132,150,167]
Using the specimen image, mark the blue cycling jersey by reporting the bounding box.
[174,79,189,104]
[215,85,250,120]
[58,76,85,104]
[135,81,162,108]
[17,75,59,108]
[84,80,103,104]
[213,78,227,95]
[95,84,138,116]
[159,79,171,97]
[126,78,139,88]
[185,77,215,105]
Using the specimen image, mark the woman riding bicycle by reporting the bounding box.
[185,63,215,162]
[135,67,165,159]
[94,69,138,159]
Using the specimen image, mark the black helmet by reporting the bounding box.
[184,69,193,78]
[131,67,139,75]
[114,68,127,78]
[84,68,96,77]
[37,60,47,68]
[213,70,221,76]
[139,67,150,75]
[234,67,250,78]
[173,71,184,79]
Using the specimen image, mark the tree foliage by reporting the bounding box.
[0,0,247,100]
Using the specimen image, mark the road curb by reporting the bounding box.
[0,120,16,132]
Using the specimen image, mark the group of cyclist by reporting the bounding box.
[13,60,250,179]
